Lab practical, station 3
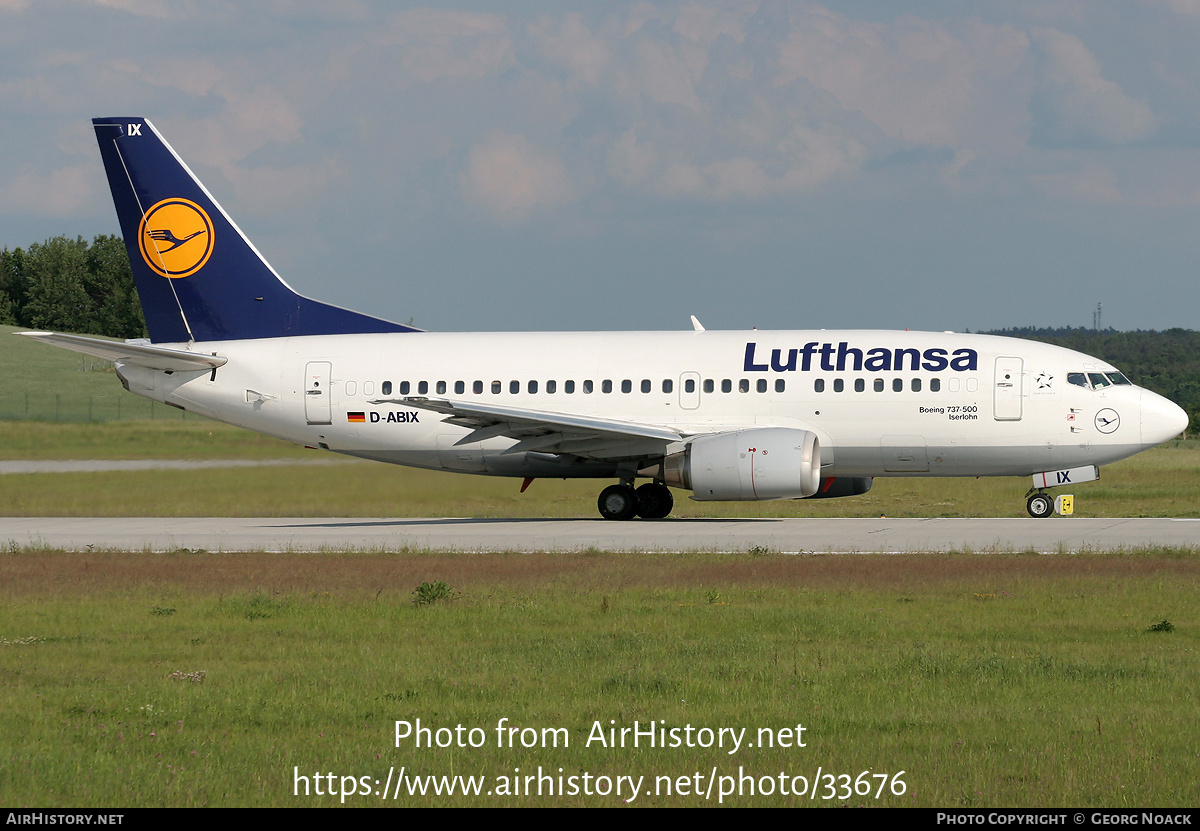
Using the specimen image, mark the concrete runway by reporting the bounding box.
[3,516,1199,553]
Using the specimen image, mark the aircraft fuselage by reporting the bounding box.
[116,328,1183,483]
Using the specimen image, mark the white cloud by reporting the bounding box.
[225,161,337,217]
[673,1,753,45]
[375,9,513,85]
[134,56,224,98]
[608,128,658,185]
[776,7,1029,149]
[1159,0,1200,18]
[1,164,92,216]
[90,0,171,19]
[1029,27,1156,146]
[625,38,703,112]
[460,132,571,222]
[179,84,304,174]
[529,12,610,86]
[612,121,867,200]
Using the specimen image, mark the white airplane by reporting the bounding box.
[21,117,1189,520]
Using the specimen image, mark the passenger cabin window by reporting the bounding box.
[382,381,393,395]
[436,381,446,394]
[565,380,576,394]
[833,379,843,393]
[510,380,520,394]
[814,379,825,393]
[684,379,695,393]
[547,380,556,394]
[454,381,464,394]
[663,379,674,393]
[602,380,613,393]
[346,381,357,396]
[892,379,903,392]
[775,379,785,392]
[874,379,884,392]
[492,381,501,394]
[911,378,921,392]
[621,380,631,393]
[528,380,538,394]
[584,380,594,393]
[757,379,767,393]
[722,379,732,393]
[930,378,940,392]
[398,381,409,395]
[473,381,483,394]
[854,379,864,392]
[641,379,651,393]
[739,379,750,393]
[418,381,428,395]
[704,379,714,393]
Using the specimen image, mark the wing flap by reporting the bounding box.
[373,396,685,460]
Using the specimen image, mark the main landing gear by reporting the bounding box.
[597,482,674,520]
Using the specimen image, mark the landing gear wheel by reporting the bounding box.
[598,484,638,521]
[1026,493,1054,518]
[636,483,674,519]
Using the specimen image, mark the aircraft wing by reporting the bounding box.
[17,332,228,371]
[375,396,686,460]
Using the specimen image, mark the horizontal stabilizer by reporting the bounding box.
[17,331,227,371]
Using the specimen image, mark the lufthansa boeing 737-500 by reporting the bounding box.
[20,118,1189,519]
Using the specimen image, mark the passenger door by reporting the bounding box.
[993,357,1023,421]
[304,361,332,425]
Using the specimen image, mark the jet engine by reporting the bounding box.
[658,428,821,501]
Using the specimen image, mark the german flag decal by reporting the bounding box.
[347,412,366,423]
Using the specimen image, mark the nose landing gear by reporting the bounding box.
[1026,491,1054,518]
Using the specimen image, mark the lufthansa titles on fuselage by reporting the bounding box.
[743,342,979,374]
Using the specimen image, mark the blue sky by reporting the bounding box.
[2,1,1198,333]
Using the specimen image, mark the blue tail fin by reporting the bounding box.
[92,117,416,343]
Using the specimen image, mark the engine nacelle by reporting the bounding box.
[661,428,821,501]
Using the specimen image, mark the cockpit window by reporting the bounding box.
[1070,371,1134,390]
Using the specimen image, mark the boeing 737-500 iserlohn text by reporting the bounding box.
[21,118,1189,520]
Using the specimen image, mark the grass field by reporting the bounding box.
[0,324,190,422]
[4,330,1198,808]
[2,549,1197,807]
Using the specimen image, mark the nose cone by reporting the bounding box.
[1141,389,1188,446]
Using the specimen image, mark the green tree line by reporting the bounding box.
[985,327,1198,436]
[0,235,146,338]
